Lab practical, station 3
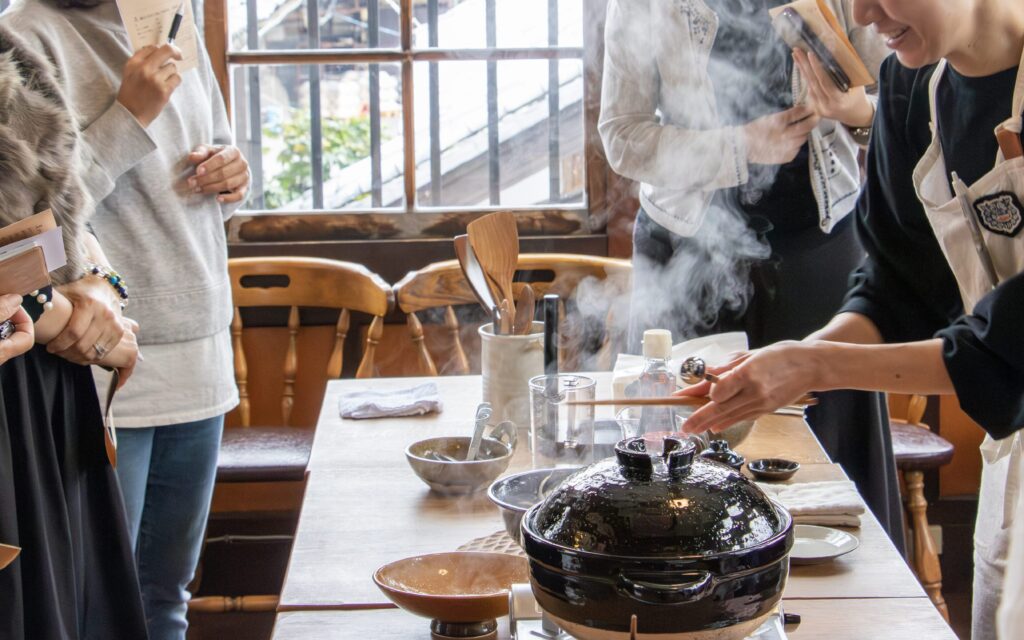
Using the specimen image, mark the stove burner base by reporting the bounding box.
[430,618,498,639]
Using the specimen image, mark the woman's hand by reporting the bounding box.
[98,317,140,389]
[48,278,125,365]
[117,44,184,128]
[187,145,250,204]
[792,49,873,128]
[676,341,821,434]
[743,105,820,165]
[0,295,34,365]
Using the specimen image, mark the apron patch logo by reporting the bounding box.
[974,191,1024,237]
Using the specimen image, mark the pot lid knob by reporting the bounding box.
[614,437,655,476]
[614,436,696,478]
[663,436,696,476]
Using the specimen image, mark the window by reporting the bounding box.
[204,0,614,242]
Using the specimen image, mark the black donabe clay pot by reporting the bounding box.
[521,437,793,639]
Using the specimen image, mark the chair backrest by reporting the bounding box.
[229,257,393,427]
[906,394,928,427]
[393,253,632,375]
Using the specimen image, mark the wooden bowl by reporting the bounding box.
[373,551,529,632]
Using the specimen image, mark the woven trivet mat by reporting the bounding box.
[457,530,526,557]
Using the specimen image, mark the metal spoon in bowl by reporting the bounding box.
[465,403,493,461]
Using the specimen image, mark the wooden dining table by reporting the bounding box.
[271,374,957,639]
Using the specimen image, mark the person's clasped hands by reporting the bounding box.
[186,144,250,204]
[116,44,251,206]
[48,277,140,388]
[0,294,34,366]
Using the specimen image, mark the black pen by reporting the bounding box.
[167,0,186,44]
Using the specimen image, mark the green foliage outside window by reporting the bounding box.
[262,110,383,208]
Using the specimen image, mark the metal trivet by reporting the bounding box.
[457,530,526,557]
[508,584,794,640]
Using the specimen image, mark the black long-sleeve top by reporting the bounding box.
[840,56,1024,439]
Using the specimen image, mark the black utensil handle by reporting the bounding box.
[542,294,559,375]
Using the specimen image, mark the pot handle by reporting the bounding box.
[617,571,713,605]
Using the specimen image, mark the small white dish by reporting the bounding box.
[790,524,859,565]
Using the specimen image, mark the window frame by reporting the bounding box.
[204,0,621,243]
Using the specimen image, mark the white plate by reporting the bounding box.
[790,524,859,565]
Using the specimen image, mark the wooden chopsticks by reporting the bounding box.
[566,394,818,408]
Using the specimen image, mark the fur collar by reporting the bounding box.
[0,24,88,285]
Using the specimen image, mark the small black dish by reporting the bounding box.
[748,458,801,481]
[699,439,745,470]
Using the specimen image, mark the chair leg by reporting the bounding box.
[905,469,950,622]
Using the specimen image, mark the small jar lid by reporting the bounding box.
[642,329,672,360]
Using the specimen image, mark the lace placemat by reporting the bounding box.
[457,530,526,557]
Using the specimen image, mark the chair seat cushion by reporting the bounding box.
[890,421,955,470]
[217,426,314,483]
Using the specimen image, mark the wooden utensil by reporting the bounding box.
[454,234,498,312]
[567,394,818,408]
[513,284,535,335]
[467,213,519,317]
[499,299,513,335]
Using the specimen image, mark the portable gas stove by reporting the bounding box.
[507,584,796,640]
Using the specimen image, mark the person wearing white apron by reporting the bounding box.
[672,1,1024,637]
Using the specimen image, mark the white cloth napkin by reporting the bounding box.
[612,332,749,400]
[757,480,865,528]
[338,383,443,419]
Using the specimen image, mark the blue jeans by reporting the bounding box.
[116,416,224,640]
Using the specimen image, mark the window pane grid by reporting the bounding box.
[485,0,499,205]
[227,0,586,216]
[306,0,325,209]
[368,0,384,207]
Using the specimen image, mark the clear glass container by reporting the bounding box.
[528,374,596,469]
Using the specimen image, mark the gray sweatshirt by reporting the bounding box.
[3,0,241,345]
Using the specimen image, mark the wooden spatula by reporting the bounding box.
[513,284,535,334]
[454,234,498,312]
[467,212,519,317]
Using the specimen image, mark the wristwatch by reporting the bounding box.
[846,123,872,146]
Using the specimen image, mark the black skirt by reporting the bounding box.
[0,345,148,640]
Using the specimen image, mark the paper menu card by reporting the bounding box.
[115,0,198,73]
[769,0,874,89]
[0,209,56,245]
[0,544,19,571]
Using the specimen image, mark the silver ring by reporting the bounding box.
[93,343,107,358]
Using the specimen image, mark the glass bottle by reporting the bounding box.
[627,329,677,435]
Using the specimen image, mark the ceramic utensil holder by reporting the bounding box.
[479,322,544,437]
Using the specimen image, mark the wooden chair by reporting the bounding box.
[189,257,391,615]
[393,253,632,376]
[216,257,392,484]
[890,394,955,622]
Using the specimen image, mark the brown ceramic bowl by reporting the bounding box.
[373,552,530,636]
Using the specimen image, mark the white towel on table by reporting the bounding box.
[757,480,865,528]
[338,383,443,419]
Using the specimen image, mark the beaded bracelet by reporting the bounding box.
[87,264,129,309]
[22,285,54,322]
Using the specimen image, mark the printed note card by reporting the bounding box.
[115,0,199,73]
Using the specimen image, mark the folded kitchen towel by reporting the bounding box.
[757,480,865,528]
[338,383,443,419]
